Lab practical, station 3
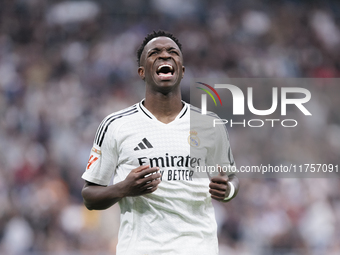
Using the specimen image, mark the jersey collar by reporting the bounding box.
[138,99,189,121]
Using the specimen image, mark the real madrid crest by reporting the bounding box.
[188,130,200,147]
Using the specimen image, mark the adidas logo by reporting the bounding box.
[134,138,153,151]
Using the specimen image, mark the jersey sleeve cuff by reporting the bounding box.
[81,172,110,186]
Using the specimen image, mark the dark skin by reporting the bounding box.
[138,37,185,124]
[82,165,161,210]
[82,36,239,210]
[209,173,239,202]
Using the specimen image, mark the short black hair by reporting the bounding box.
[137,30,182,66]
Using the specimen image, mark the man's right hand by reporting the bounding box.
[121,165,161,197]
[81,165,161,210]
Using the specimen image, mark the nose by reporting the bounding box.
[158,49,171,59]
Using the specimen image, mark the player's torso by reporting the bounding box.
[112,102,218,255]
[112,102,217,183]
[115,116,194,180]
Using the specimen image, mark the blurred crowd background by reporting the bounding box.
[1,0,340,254]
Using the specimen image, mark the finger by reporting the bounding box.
[142,179,161,190]
[133,165,151,173]
[210,176,228,184]
[209,188,226,197]
[216,165,228,177]
[134,173,159,187]
[217,165,222,174]
[209,182,227,191]
[142,173,162,184]
[139,167,160,178]
[142,184,159,194]
[211,194,224,201]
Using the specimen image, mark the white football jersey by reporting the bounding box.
[82,100,235,255]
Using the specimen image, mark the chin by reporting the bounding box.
[154,82,180,95]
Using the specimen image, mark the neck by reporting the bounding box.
[144,89,183,124]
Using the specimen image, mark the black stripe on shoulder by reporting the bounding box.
[179,105,188,118]
[97,110,138,147]
[139,102,152,119]
[95,106,137,145]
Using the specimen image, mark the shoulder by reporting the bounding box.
[94,103,140,147]
[188,103,229,136]
[100,103,140,127]
[189,104,221,119]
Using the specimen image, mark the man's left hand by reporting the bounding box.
[209,176,231,202]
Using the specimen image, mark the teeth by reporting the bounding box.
[157,64,173,72]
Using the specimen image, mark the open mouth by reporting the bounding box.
[156,64,174,79]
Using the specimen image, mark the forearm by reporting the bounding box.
[81,181,126,210]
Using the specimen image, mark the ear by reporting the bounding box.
[138,66,145,80]
[181,66,185,79]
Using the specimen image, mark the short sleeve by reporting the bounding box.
[206,121,236,174]
[81,122,118,186]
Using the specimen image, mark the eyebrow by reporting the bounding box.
[148,46,179,53]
